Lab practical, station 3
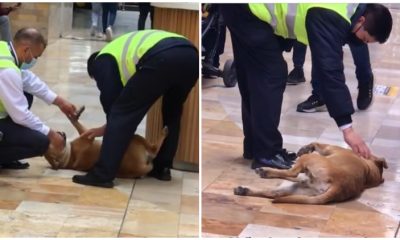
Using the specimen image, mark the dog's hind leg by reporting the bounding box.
[255,161,305,180]
[272,185,339,204]
[298,142,341,157]
[234,182,299,199]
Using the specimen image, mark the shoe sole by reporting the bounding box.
[297,105,327,113]
[251,161,290,170]
[72,178,114,188]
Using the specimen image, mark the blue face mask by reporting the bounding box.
[20,58,37,70]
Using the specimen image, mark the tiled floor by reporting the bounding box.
[202,7,400,238]
[0,9,198,237]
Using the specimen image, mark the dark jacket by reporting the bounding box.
[306,4,368,127]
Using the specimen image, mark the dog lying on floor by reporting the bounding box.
[44,107,168,178]
[234,142,387,204]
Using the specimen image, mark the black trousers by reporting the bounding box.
[91,46,199,181]
[220,4,287,159]
[138,3,154,30]
[0,93,49,163]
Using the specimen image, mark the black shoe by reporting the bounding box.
[251,154,293,170]
[287,67,306,85]
[278,148,297,163]
[1,160,30,169]
[148,168,172,181]
[72,173,114,188]
[297,94,327,113]
[357,75,374,110]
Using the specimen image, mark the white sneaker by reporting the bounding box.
[96,32,105,39]
[105,26,113,42]
[90,26,96,37]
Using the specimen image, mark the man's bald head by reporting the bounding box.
[13,27,47,48]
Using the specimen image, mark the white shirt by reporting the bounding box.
[0,43,57,135]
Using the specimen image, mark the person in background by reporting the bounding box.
[138,3,154,30]
[90,3,103,38]
[0,3,20,42]
[102,3,118,42]
[0,28,77,169]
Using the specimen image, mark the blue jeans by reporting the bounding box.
[0,15,12,42]
[102,3,118,32]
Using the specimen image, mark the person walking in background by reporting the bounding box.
[138,3,154,30]
[102,3,118,42]
[0,3,20,42]
[90,3,103,38]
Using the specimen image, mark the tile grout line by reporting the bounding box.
[117,179,137,237]
[395,219,400,238]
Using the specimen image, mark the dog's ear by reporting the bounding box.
[374,157,388,169]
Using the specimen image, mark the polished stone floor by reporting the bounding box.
[202,6,400,238]
[0,10,198,238]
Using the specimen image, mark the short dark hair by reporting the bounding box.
[13,27,47,48]
[363,4,392,43]
[87,51,100,78]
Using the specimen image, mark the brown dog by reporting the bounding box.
[234,142,388,204]
[44,107,167,178]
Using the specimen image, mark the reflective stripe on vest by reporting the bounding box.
[249,3,359,45]
[0,41,21,118]
[98,30,185,86]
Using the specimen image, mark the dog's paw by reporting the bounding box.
[234,186,249,196]
[255,167,269,178]
[297,145,315,157]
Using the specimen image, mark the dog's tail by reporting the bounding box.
[138,126,169,157]
[272,185,339,205]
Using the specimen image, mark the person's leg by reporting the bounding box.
[213,14,226,69]
[221,5,288,164]
[287,41,307,85]
[91,3,102,35]
[349,43,374,110]
[138,3,150,30]
[296,61,327,113]
[292,41,307,68]
[150,47,198,180]
[0,16,12,42]
[107,3,118,28]
[0,118,49,163]
[101,3,110,33]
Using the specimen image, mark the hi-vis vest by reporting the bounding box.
[98,30,185,86]
[0,41,20,118]
[248,3,358,45]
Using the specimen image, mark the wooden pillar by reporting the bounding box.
[146,6,199,168]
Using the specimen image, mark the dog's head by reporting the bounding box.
[44,132,71,169]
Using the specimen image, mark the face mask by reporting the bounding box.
[347,25,365,46]
[20,58,37,70]
[20,47,37,70]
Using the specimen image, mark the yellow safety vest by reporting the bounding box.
[98,30,185,86]
[0,41,20,118]
[248,3,358,45]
